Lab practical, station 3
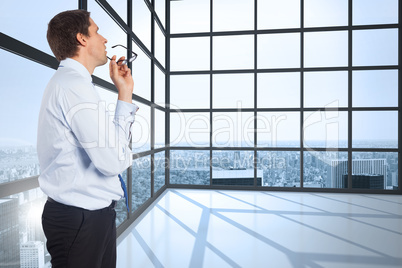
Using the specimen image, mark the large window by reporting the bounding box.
[1,3,167,265]
[0,50,52,184]
[169,0,399,190]
[0,3,400,266]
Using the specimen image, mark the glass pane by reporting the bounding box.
[154,151,166,193]
[170,37,210,71]
[212,151,254,186]
[154,0,166,28]
[304,71,348,108]
[304,111,348,148]
[0,0,77,55]
[170,113,210,147]
[352,111,398,148]
[353,29,398,66]
[353,0,398,26]
[170,150,210,185]
[132,156,151,211]
[132,41,151,101]
[107,0,127,22]
[133,0,151,50]
[304,0,348,27]
[257,151,300,187]
[303,151,348,188]
[155,21,165,68]
[170,75,210,109]
[171,0,210,33]
[154,66,166,106]
[155,109,166,148]
[304,31,348,68]
[257,112,300,147]
[352,152,398,190]
[213,35,254,70]
[0,51,53,184]
[258,33,300,69]
[213,74,254,108]
[3,188,50,266]
[257,73,300,108]
[213,112,254,147]
[132,104,151,153]
[90,0,127,84]
[353,70,398,107]
[257,0,300,30]
[213,0,254,31]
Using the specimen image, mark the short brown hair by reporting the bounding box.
[47,10,91,61]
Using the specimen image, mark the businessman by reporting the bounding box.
[37,9,137,268]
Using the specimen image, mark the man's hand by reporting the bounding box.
[109,55,134,103]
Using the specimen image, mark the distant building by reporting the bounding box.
[390,162,398,188]
[20,241,44,268]
[328,159,348,188]
[212,169,263,186]
[391,172,398,189]
[0,198,20,268]
[26,206,45,243]
[343,174,384,189]
[329,159,387,189]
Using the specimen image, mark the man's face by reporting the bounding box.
[86,18,108,66]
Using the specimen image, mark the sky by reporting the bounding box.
[0,0,399,148]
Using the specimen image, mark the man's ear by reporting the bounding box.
[76,33,87,47]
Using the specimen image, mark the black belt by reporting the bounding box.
[109,200,117,208]
[47,197,59,204]
[47,197,117,209]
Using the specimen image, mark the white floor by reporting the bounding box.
[116,189,402,268]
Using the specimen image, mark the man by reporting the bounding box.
[37,9,137,268]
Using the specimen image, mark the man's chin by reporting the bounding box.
[98,57,108,66]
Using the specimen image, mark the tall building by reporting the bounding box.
[390,162,398,188]
[329,159,387,188]
[328,159,349,188]
[0,198,20,268]
[20,241,44,268]
[26,204,45,243]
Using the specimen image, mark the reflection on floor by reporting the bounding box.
[117,189,402,268]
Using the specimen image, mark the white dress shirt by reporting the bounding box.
[37,58,138,210]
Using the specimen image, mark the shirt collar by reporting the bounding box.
[59,58,92,83]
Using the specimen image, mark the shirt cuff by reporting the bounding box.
[115,100,139,120]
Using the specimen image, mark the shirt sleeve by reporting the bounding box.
[59,83,139,177]
[113,100,139,160]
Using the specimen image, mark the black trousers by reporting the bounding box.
[42,199,117,268]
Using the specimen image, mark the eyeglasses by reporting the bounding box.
[107,44,137,65]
